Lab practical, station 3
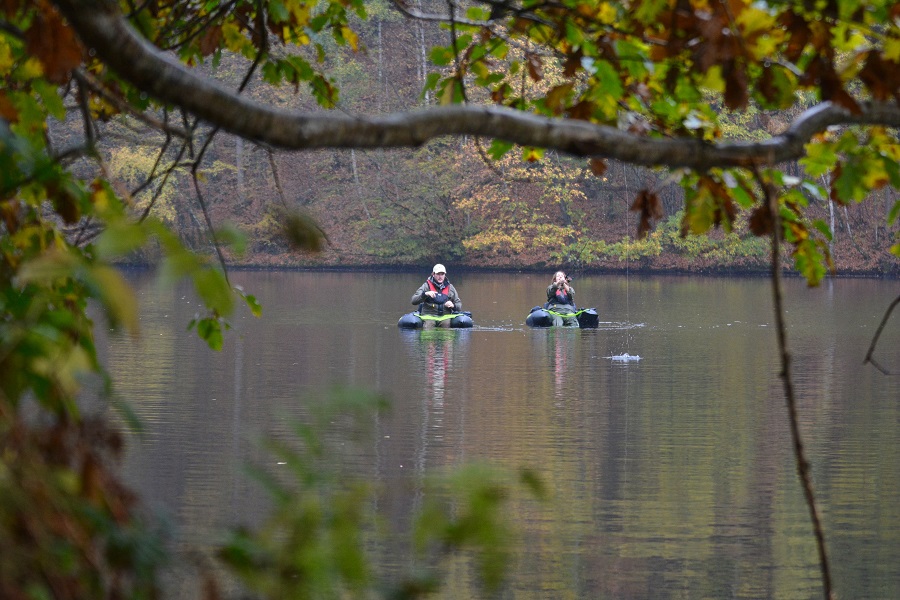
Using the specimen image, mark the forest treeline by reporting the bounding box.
[82,5,898,277]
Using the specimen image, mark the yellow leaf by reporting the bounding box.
[291,4,311,26]
[222,22,252,53]
[0,38,14,72]
[343,27,358,51]
[699,66,725,93]
[598,3,617,24]
[885,38,900,62]
[21,57,44,79]
[88,265,140,334]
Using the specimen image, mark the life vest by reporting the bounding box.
[426,278,448,295]
[425,277,450,302]
[421,278,451,311]
[552,287,573,306]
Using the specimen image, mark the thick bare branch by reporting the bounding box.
[55,0,900,170]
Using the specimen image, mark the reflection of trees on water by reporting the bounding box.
[400,330,471,481]
[373,330,471,581]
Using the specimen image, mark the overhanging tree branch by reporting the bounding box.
[55,0,900,170]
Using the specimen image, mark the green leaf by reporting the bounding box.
[488,139,514,160]
[490,40,509,60]
[466,6,490,19]
[429,46,454,67]
[832,158,869,203]
[800,143,838,177]
[615,39,649,81]
[235,287,263,317]
[438,78,463,105]
[812,219,833,242]
[793,239,828,286]
[215,223,248,256]
[452,34,473,53]
[192,268,234,316]
[195,316,224,351]
[888,199,900,224]
[423,72,441,95]
[34,80,66,120]
[94,222,149,259]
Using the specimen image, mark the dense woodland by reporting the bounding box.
[66,4,898,276]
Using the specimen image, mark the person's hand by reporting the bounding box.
[444,300,454,309]
[425,290,437,298]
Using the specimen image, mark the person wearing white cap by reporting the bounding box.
[410,264,463,329]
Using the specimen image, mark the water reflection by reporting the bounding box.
[399,329,471,475]
[100,272,900,600]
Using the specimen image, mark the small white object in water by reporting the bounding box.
[607,353,641,361]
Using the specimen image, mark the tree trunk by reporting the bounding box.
[351,149,371,218]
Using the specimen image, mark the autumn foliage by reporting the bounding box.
[1,0,899,597]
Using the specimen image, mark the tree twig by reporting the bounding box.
[755,166,834,600]
[863,293,900,375]
[73,69,190,139]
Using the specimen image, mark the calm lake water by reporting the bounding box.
[95,271,900,600]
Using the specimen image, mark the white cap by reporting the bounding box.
[432,263,446,274]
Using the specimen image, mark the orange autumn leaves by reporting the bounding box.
[22,1,83,84]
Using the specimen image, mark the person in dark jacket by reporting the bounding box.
[411,264,463,329]
[546,271,579,327]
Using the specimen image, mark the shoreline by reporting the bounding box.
[113,260,899,280]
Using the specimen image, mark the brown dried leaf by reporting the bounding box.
[1,201,22,232]
[780,11,809,62]
[25,2,83,84]
[829,163,847,205]
[50,184,81,224]
[748,204,773,236]
[629,189,663,238]
[2,0,19,18]
[567,100,595,121]
[526,54,543,82]
[828,88,862,115]
[562,49,583,78]
[545,84,573,115]
[757,66,778,105]
[859,52,900,102]
[0,92,18,123]
[716,196,737,228]
[199,25,223,57]
[588,158,607,176]
[723,61,749,110]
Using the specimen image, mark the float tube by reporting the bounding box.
[525,306,599,329]
[398,311,474,329]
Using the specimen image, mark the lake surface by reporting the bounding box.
[95,271,900,599]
